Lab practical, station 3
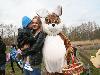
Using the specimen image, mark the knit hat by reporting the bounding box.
[22,16,31,28]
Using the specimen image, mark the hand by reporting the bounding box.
[21,44,29,51]
[67,47,74,53]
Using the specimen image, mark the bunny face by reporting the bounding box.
[36,5,63,35]
[45,13,61,24]
[43,13,63,36]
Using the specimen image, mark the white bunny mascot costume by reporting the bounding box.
[37,5,73,74]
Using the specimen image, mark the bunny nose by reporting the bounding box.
[52,24,55,27]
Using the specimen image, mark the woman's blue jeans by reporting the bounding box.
[23,67,41,75]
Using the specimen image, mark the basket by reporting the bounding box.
[62,54,84,75]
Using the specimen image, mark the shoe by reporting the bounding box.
[18,60,23,68]
[24,64,33,71]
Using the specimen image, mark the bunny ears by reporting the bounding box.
[36,5,62,18]
[54,5,62,16]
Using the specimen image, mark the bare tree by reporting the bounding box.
[66,21,100,41]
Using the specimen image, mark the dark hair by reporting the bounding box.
[12,44,16,48]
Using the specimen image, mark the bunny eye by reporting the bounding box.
[54,20,58,24]
[54,19,60,24]
[45,18,51,24]
[45,17,48,21]
[48,20,51,24]
[45,18,49,24]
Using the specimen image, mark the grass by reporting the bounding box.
[78,50,100,75]
[72,40,100,75]
[5,39,100,75]
[6,62,22,75]
[6,47,22,75]
[86,49,100,74]
[6,51,100,75]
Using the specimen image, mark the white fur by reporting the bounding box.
[53,5,62,16]
[43,23,63,36]
[39,5,66,73]
[43,35,66,73]
[36,8,49,18]
[36,5,62,18]
[42,22,66,73]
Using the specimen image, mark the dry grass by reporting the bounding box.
[72,39,100,46]
[71,40,100,75]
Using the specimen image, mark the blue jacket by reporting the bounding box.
[10,48,17,60]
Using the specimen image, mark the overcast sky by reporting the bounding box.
[0,0,100,28]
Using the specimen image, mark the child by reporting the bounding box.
[10,44,23,73]
[21,44,33,71]
[17,16,33,71]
